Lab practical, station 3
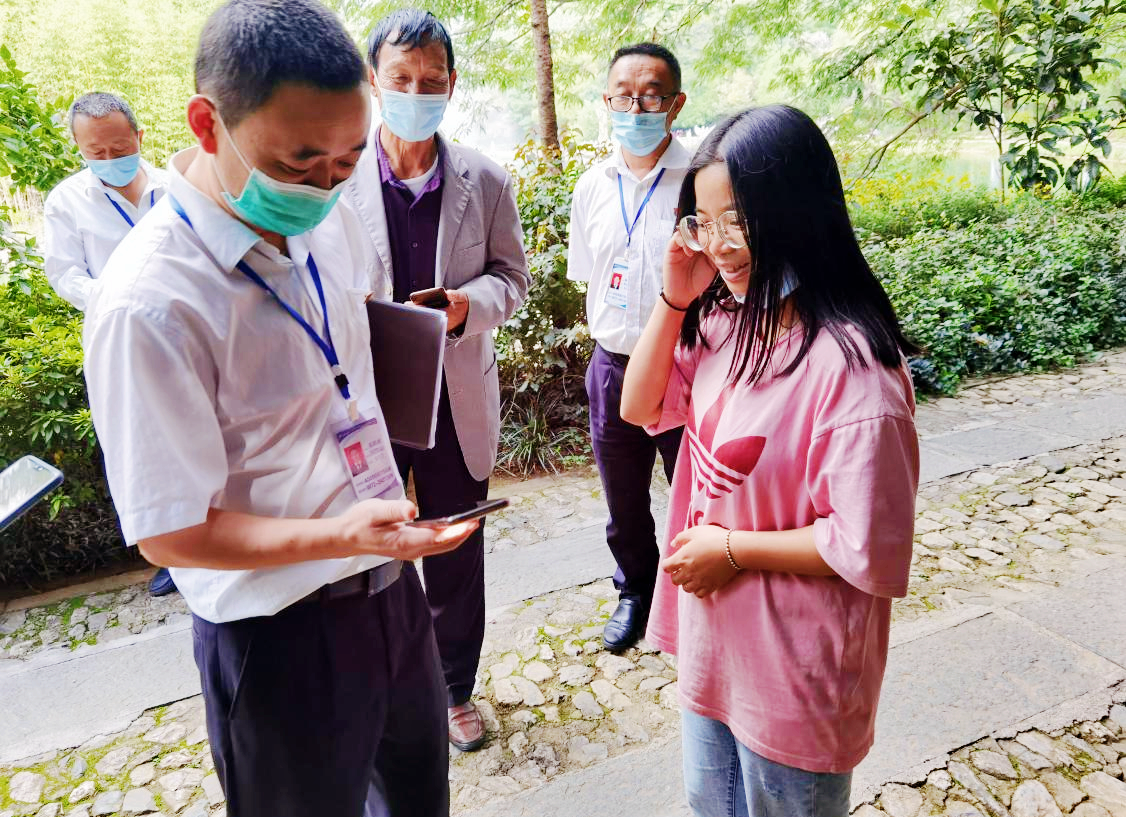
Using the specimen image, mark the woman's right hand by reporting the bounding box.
[337,499,478,561]
[662,228,717,309]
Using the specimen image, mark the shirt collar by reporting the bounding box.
[374,126,445,195]
[606,136,691,182]
[167,147,266,274]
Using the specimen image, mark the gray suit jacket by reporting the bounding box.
[345,133,530,481]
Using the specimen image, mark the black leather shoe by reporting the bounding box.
[148,568,178,597]
[602,597,647,652]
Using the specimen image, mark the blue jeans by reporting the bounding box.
[681,710,852,817]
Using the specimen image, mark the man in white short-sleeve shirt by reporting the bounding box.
[43,92,168,312]
[566,42,689,652]
[42,91,175,599]
[82,1,474,814]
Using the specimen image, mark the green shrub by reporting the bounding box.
[0,49,137,591]
[0,220,136,591]
[847,172,1010,240]
[495,133,608,475]
[1072,173,1126,211]
[867,203,1126,393]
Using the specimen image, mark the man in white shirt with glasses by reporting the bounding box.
[567,42,689,652]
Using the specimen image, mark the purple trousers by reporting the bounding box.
[393,380,489,707]
[586,344,684,605]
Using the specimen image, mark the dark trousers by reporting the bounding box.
[192,564,448,817]
[393,381,489,707]
[586,343,684,606]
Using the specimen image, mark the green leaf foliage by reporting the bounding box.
[0,0,221,167]
[867,197,1126,393]
[892,0,1126,193]
[0,44,80,193]
[0,215,137,590]
[491,132,606,475]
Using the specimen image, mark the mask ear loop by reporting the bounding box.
[207,100,252,199]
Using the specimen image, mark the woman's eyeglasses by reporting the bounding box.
[678,211,747,251]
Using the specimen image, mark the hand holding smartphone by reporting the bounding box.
[407,498,509,528]
[409,287,451,309]
[1,455,64,532]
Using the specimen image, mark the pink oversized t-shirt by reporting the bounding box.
[646,312,919,774]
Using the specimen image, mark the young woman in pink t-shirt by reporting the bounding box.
[621,105,920,816]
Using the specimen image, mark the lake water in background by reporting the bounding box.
[910,139,1126,189]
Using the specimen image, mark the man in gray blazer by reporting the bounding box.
[346,8,530,752]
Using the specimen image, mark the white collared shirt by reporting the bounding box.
[83,148,396,624]
[42,161,169,311]
[566,139,690,355]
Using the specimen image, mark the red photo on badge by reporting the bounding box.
[345,442,368,476]
[610,271,623,289]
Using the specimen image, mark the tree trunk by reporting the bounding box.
[529,0,560,154]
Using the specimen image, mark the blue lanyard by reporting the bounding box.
[167,195,352,405]
[104,189,156,228]
[618,168,665,248]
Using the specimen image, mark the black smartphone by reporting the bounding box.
[409,287,451,309]
[407,498,510,528]
[0,455,64,532]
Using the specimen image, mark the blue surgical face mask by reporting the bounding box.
[86,152,141,188]
[378,86,449,143]
[610,110,669,157]
[214,112,343,236]
[732,268,799,304]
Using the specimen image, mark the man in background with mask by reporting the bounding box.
[82,1,477,813]
[42,91,177,600]
[346,8,529,753]
[567,43,688,652]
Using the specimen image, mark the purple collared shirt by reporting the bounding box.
[375,130,445,304]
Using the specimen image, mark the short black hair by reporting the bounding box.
[367,9,454,73]
[68,93,139,135]
[608,43,681,91]
[195,0,365,129]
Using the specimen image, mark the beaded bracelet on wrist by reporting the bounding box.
[724,528,742,571]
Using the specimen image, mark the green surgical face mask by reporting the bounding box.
[213,110,343,236]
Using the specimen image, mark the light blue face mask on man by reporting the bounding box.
[378,86,449,143]
[610,110,670,157]
[86,152,141,188]
[215,113,343,236]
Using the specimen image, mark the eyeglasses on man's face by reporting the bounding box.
[607,94,678,113]
[678,211,747,251]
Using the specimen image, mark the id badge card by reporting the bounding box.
[604,256,629,310]
[332,406,401,501]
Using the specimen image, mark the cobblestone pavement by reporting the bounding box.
[5,434,1126,815]
[6,351,1126,816]
[912,350,1126,441]
[859,697,1126,817]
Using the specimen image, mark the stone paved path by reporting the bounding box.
[5,350,1126,816]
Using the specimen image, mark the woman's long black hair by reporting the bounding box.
[678,105,919,384]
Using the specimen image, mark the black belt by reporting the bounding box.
[295,559,403,606]
[598,344,630,366]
